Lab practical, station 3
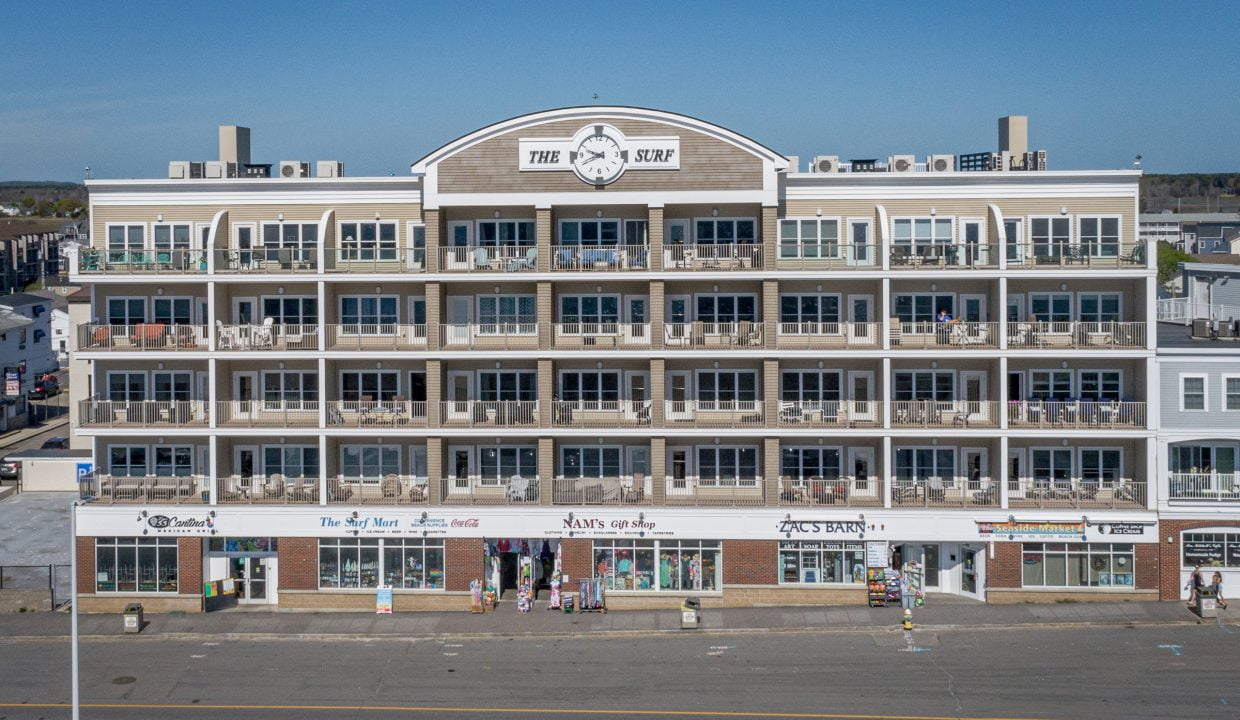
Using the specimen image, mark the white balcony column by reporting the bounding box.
[876,205,889,271]
[318,357,327,428]
[998,277,1008,350]
[208,435,219,505]
[882,436,892,509]
[319,434,329,506]
[998,356,1008,430]
[317,281,327,351]
[998,435,1009,509]
[207,358,218,429]
[207,280,217,351]
[1145,275,1157,350]
[880,278,891,350]
[881,357,891,430]
[1145,437,1158,510]
[1145,356,1158,431]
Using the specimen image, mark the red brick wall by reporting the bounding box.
[177,537,202,595]
[1158,519,1240,600]
[988,542,1023,588]
[445,538,483,591]
[75,536,94,593]
[1136,544,1160,591]
[278,537,318,591]
[722,540,778,585]
[559,538,593,583]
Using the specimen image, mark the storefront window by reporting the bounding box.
[208,537,278,553]
[593,540,720,592]
[383,539,445,589]
[318,538,380,589]
[94,537,178,593]
[593,540,657,590]
[1021,543,1134,588]
[1183,532,1240,567]
[779,541,865,584]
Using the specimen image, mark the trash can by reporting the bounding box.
[680,597,701,629]
[1196,591,1218,619]
[123,603,144,633]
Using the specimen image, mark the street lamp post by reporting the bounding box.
[70,500,80,720]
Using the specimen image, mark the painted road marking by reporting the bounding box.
[1157,644,1183,656]
[899,630,931,653]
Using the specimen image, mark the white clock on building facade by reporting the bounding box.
[570,125,627,185]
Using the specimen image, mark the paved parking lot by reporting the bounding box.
[0,491,76,565]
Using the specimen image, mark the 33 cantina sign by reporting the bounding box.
[519,124,680,185]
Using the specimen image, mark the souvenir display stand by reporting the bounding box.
[469,578,485,613]
[884,573,902,604]
[577,577,607,613]
[517,555,534,613]
[867,569,888,607]
[903,561,926,607]
[547,553,563,610]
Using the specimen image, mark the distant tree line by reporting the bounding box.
[1142,173,1240,213]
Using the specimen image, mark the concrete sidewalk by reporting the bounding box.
[0,598,1227,641]
[0,415,68,452]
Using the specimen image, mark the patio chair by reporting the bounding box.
[381,473,402,500]
[505,475,530,502]
[472,246,490,269]
[408,481,428,503]
[328,476,353,502]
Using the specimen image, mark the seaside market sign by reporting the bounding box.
[518,124,680,185]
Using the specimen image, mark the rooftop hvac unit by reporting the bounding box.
[168,161,190,179]
[810,155,840,173]
[279,161,310,178]
[315,161,344,178]
[783,155,799,173]
[887,155,915,173]
[927,154,955,172]
[204,161,239,179]
[188,162,206,179]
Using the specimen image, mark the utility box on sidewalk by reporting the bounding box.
[681,597,701,629]
[1195,592,1218,619]
[123,603,144,633]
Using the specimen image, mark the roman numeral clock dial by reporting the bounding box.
[571,126,627,185]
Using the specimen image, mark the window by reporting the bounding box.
[260,221,318,261]
[559,371,620,402]
[561,447,622,479]
[152,372,192,402]
[1032,449,1073,490]
[107,372,146,402]
[893,218,953,253]
[318,538,380,589]
[1081,449,1122,488]
[479,371,536,401]
[478,295,536,327]
[894,294,954,323]
[263,445,319,480]
[696,295,756,323]
[262,371,318,404]
[560,295,619,325]
[697,447,758,486]
[408,224,426,265]
[894,371,954,402]
[341,445,400,480]
[895,448,956,486]
[1182,532,1240,568]
[559,220,619,246]
[153,446,194,477]
[695,218,756,245]
[1171,445,1237,474]
[478,220,535,247]
[1182,375,1207,411]
[106,298,146,325]
[152,223,192,250]
[383,538,445,589]
[779,295,840,326]
[1078,293,1121,323]
[208,538,278,552]
[1030,370,1073,400]
[106,224,145,254]
[592,539,721,592]
[1021,543,1134,588]
[624,220,647,245]
[152,297,192,325]
[1225,376,1240,411]
[108,446,148,476]
[1078,371,1121,401]
[781,447,841,481]
[697,371,757,403]
[261,297,317,325]
[479,446,537,483]
[780,541,865,584]
[95,537,178,593]
[340,296,398,328]
[779,218,840,258]
[1031,217,1071,257]
[1078,217,1120,257]
[780,371,841,402]
[340,371,398,402]
[339,221,398,260]
[1030,293,1071,323]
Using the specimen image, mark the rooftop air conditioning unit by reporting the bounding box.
[316,161,344,178]
[168,161,190,179]
[204,161,237,179]
[279,161,311,178]
[188,162,206,179]
[811,155,840,173]
[887,155,915,173]
[927,154,955,172]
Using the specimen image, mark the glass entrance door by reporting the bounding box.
[922,544,940,589]
[231,557,270,603]
[961,547,979,596]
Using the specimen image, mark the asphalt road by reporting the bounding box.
[0,624,1235,720]
[0,369,70,457]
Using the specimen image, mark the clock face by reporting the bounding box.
[571,128,626,185]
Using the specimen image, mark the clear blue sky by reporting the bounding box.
[2,1,1237,180]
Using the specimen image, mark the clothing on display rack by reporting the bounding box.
[548,551,563,610]
[517,555,534,613]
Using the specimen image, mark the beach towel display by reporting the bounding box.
[517,555,533,613]
[548,551,563,610]
[469,578,484,613]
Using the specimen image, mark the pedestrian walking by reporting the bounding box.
[1210,572,1227,610]
[1186,565,1205,606]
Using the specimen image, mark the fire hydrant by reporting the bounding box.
[902,609,913,631]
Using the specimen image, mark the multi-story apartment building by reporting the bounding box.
[67,107,1161,612]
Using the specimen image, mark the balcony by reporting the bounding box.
[323,248,425,273]
[439,477,540,505]
[776,245,876,270]
[663,478,766,506]
[1169,473,1240,503]
[438,245,537,273]
[439,401,538,428]
[439,323,539,350]
[214,401,321,428]
[324,324,428,351]
[552,245,649,271]
[1006,322,1146,349]
[890,401,1000,429]
[326,401,428,428]
[889,244,999,270]
[551,400,652,428]
[78,248,209,274]
[79,400,209,428]
[777,477,883,507]
[80,474,205,504]
[326,476,429,504]
[217,475,321,503]
[212,248,317,273]
[891,478,1000,507]
[889,322,998,349]
[664,400,764,428]
[216,322,319,351]
[553,323,651,349]
[1007,401,1146,429]
[552,476,652,505]
[777,401,882,428]
[664,321,764,349]
[1008,479,1147,509]
[78,324,208,352]
[1006,243,1146,269]
[664,243,763,270]
[775,322,880,349]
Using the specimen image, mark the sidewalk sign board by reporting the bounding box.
[376,585,393,614]
[865,541,889,569]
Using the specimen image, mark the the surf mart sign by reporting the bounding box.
[518,123,680,185]
[976,519,1157,542]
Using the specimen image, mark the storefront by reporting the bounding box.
[204,537,279,605]
[1177,527,1240,600]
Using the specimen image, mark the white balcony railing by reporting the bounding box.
[1006,321,1146,349]
[664,243,763,270]
[1169,473,1240,502]
[438,401,539,427]
[889,322,998,349]
[890,400,999,428]
[664,400,764,428]
[77,324,208,351]
[777,400,881,427]
[326,401,428,428]
[891,478,1000,507]
[1007,478,1147,509]
[551,245,649,271]
[217,475,321,503]
[214,401,321,427]
[551,400,652,427]
[663,477,766,506]
[776,244,876,269]
[1007,401,1146,429]
[216,322,319,351]
[84,474,206,503]
[552,476,652,504]
[777,477,883,507]
[1006,243,1146,269]
[553,323,651,348]
[327,476,429,504]
[438,245,537,272]
[324,324,428,350]
[79,400,209,427]
[775,322,880,349]
[664,321,764,348]
[439,323,539,349]
[440,477,540,504]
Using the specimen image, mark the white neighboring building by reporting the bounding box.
[0,292,58,376]
[51,307,69,367]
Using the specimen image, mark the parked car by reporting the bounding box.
[29,374,59,399]
[0,460,18,480]
[40,437,69,450]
